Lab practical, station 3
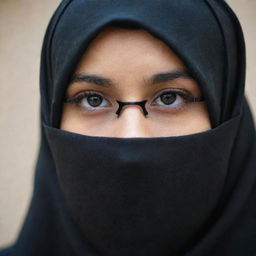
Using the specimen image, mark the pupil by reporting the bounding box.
[88,95,102,107]
[161,93,176,105]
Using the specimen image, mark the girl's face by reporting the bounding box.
[60,27,211,137]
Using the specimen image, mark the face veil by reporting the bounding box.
[3,1,256,256]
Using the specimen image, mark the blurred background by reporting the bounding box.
[0,0,255,249]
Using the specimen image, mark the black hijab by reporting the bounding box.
[1,0,256,255]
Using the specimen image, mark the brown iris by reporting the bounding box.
[160,92,176,105]
[88,94,103,107]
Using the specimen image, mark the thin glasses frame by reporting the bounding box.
[64,96,205,117]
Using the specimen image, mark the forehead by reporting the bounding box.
[86,26,166,48]
[75,26,187,73]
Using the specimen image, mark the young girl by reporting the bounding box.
[1,0,255,255]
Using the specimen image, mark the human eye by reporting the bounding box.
[150,88,202,112]
[64,90,112,112]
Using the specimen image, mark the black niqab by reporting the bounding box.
[1,0,256,256]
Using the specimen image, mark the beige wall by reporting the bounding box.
[0,0,61,248]
[0,0,255,249]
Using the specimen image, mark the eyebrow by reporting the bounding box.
[70,70,193,88]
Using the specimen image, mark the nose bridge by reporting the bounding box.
[116,100,148,117]
[113,105,150,138]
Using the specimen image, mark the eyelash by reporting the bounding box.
[64,88,200,113]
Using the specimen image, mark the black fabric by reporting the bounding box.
[1,0,256,255]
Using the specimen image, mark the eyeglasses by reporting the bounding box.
[64,89,205,119]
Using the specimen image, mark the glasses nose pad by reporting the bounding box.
[116,100,148,117]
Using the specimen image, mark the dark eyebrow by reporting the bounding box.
[71,74,114,87]
[149,70,193,84]
[70,70,193,88]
